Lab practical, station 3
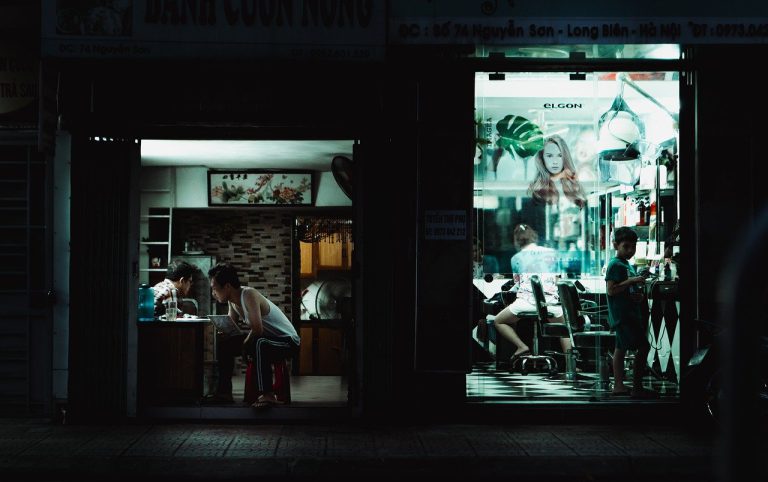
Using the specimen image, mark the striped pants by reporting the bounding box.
[247,335,298,392]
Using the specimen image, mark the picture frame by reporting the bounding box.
[207,170,313,206]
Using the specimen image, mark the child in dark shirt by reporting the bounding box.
[605,227,658,399]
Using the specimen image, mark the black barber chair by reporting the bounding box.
[557,280,614,388]
[511,275,567,376]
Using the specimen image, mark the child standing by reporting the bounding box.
[605,227,658,398]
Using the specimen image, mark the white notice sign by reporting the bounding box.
[424,210,467,240]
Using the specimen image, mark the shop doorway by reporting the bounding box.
[137,138,355,414]
[471,68,681,404]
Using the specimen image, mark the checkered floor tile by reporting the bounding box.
[466,362,680,401]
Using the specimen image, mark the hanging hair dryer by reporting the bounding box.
[597,74,646,185]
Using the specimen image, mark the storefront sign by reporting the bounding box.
[0,46,37,126]
[42,0,385,60]
[391,16,768,45]
[424,210,467,240]
[390,0,768,45]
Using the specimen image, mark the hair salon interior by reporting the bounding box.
[1,1,767,427]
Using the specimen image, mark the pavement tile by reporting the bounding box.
[373,431,425,457]
[224,433,280,458]
[602,430,674,456]
[175,427,236,457]
[506,429,578,456]
[643,430,714,456]
[122,426,193,457]
[275,430,326,457]
[0,420,748,481]
[325,432,376,457]
[553,430,628,456]
[417,429,476,457]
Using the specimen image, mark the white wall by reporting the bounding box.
[314,171,352,206]
[174,167,207,207]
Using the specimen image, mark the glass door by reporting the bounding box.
[470,69,681,402]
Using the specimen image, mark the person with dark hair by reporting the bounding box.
[605,226,657,398]
[528,135,587,209]
[204,263,300,408]
[493,224,571,365]
[152,259,196,317]
[472,237,500,278]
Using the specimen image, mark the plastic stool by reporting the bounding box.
[244,358,292,404]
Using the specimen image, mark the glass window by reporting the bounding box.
[470,70,680,402]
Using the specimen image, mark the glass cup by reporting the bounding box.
[166,300,178,321]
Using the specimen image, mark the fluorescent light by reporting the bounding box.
[473,195,499,210]
[646,45,680,59]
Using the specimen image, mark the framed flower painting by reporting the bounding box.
[208,170,313,206]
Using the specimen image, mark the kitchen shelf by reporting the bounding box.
[139,167,175,285]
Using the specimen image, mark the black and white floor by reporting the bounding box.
[466,361,680,402]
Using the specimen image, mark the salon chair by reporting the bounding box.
[511,275,569,376]
[557,281,614,389]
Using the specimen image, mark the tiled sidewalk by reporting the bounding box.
[0,419,741,481]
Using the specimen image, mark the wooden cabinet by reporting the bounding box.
[297,235,353,376]
[137,322,205,406]
[300,238,353,278]
[298,323,345,375]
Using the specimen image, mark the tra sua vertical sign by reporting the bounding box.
[0,46,37,128]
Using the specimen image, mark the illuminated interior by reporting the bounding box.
[470,69,681,402]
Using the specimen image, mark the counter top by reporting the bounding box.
[472,278,511,298]
[139,318,211,324]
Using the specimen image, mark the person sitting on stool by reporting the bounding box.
[204,263,300,408]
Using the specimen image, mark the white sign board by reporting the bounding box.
[424,210,467,240]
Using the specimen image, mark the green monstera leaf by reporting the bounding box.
[495,114,544,158]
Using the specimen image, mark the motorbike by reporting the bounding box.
[683,319,768,425]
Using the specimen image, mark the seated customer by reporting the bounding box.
[493,224,572,363]
[204,263,300,408]
[152,260,196,317]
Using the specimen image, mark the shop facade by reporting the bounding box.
[2,1,767,422]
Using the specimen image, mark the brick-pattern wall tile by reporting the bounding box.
[174,211,293,318]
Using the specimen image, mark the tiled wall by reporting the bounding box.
[173,210,294,317]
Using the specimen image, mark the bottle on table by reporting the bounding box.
[138,283,155,322]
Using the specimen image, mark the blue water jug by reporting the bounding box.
[138,283,155,322]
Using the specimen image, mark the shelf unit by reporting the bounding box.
[139,168,175,285]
